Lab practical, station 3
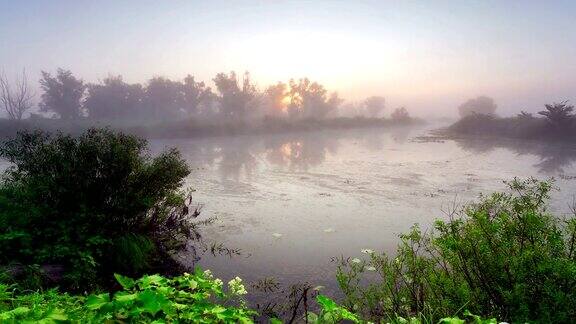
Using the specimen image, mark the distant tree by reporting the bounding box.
[458,96,497,118]
[391,107,410,121]
[85,76,144,120]
[287,78,342,119]
[263,82,287,117]
[538,101,574,127]
[182,75,212,117]
[363,96,386,118]
[0,70,34,120]
[39,69,85,120]
[339,102,362,117]
[517,111,535,120]
[213,72,257,119]
[143,77,184,120]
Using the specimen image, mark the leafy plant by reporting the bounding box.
[86,270,255,323]
[0,270,256,323]
[336,178,576,323]
[306,294,360,323]
[0,128,199,290]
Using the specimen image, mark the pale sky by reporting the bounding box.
[1,0,575,117]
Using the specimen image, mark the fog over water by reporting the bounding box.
[146,125,576,297]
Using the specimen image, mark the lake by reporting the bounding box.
[148,125,576,300]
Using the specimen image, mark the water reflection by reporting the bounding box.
[264,132,340,170]
[173,129,398,181]
[454,137,576,174]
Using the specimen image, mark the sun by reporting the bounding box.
[281,95,292,106]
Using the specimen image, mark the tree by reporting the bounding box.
[391,107,410,121]
[85,75,144,120]
[182,75,212,117]
[213,71,257,120]
[143,77,184,120]
[287,78,342,119]
[363,96,385,118]
[39,69,85,120]
[0,70,34,120]
[458,96,497,118]
[263,82,288,117]
[538,101,574,127]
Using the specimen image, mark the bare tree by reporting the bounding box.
[0,70,35,120]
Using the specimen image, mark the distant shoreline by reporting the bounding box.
[0,116,424,140]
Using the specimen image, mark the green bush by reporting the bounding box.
[336,178,576,323]
[0,270,256,323]
[0,128,196,290]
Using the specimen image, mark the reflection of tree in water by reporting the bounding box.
[183,128,413,177]
[218,143,258,181]
[525,145,576,174]
[350,129,387,151]
[454,137,496,154]
[183,139,259,182]
[264,133,339,170]
[454,137,576,174]
[389,126,412,144]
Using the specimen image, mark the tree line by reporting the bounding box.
[0,68,391,122]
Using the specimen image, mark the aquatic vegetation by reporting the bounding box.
[336,178,576,323]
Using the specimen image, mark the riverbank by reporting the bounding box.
[0,116,424,140]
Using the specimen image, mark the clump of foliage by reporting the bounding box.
[537,101,574,129]
[336,178,576,323]
[0,128,199,290]
[305,294,361,323]
[86,270,255,323]
[448,101,576,141]
[0,270,256,323]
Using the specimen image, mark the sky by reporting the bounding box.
[1,0,575,117]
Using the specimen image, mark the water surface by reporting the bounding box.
[149,126,576,297]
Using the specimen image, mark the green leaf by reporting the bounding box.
[439,317,465,324]
[138,274,166,289]
[138,289,164,316]
[316,294,338,312]
[0,307,30,320]
[43,309,68,321]
[114,292,138,303]
[86,293,110,310]
[114,273,135,290]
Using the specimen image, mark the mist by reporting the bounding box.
[1,1,576,322]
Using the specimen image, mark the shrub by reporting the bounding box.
[448,101,576,141]
[336,178,576,323]
[0,128,198,290]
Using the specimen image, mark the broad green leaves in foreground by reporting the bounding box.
[0,270,255,323]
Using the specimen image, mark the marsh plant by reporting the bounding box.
[336,178,576,323]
